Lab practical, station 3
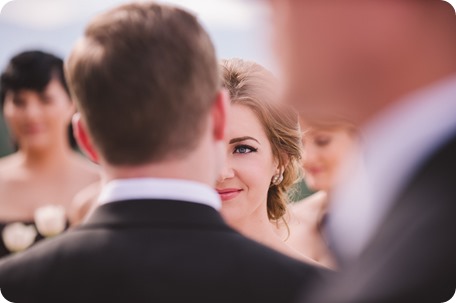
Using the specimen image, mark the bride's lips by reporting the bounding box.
[216,188,243,201]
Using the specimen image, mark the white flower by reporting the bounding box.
[2,222,37,253]
[34,205,66,237]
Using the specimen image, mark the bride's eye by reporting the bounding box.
[234,144,257,154]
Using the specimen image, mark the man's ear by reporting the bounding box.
[72,113,99,163]
[211,89,229,141]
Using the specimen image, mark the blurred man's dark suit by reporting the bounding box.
[304,79,456,303]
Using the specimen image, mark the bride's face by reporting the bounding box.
[216,104,278,226]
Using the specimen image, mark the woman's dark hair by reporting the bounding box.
[0,50,69,105]
[0,50,77,149]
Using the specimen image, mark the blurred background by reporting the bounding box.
[0,0,276,156]
[0,0,320,199]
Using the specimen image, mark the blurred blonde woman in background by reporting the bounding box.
[217,58,319,265]
[284,120,358,268]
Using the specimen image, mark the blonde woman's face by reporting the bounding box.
[216,104,278,226]
[302,128,355,191]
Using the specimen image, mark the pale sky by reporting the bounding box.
[1,0,454,73]
[0,0,274,71]
[0,0,267,30]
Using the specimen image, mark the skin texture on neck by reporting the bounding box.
[226,197,320,265]
[226,198,272,240]
[18,136,75,172]
[101,147,218,187]
[97,117,224,188]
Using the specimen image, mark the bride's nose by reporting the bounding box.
[217,160,235,183]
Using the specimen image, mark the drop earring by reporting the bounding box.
[271,173,284,186]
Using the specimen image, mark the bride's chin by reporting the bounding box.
[220,208,241,225]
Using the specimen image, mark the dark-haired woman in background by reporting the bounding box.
[0,50,99,258]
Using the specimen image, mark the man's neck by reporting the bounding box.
[102,157,215,188]
[99,132,222,193]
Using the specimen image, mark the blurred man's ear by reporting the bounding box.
[211,89,229,141]
[72,113,99,163]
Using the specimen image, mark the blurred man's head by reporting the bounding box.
[66,2,226,182]
[271,0,456,125]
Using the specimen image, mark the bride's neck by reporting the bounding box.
[234,216,280,247]
[227,205,320,265]
[228,206,293,254]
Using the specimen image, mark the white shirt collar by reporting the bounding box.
[98,178,221,211]
[330,74,456,262]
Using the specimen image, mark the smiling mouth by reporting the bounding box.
[216,189,243,202]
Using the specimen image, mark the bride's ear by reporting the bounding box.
[72,113,99,164]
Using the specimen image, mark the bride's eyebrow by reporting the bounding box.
[229,136,260,145]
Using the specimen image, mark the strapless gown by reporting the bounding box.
[0,221,68,259]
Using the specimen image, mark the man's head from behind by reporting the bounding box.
[271,0,456,125]
[66,2,226,181]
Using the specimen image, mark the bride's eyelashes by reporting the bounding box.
[233,144,258,154]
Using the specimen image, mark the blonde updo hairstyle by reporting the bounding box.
[220,58,302,223]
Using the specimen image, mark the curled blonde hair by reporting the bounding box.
[220,58,302,223]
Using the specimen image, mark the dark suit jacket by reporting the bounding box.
[0,199,324,303]
[304,134,456,303]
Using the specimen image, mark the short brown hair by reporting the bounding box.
[221,58,302,222]
[66,2,220,165]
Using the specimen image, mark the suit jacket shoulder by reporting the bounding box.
[304,133,456,303]
[0,199,326,303]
